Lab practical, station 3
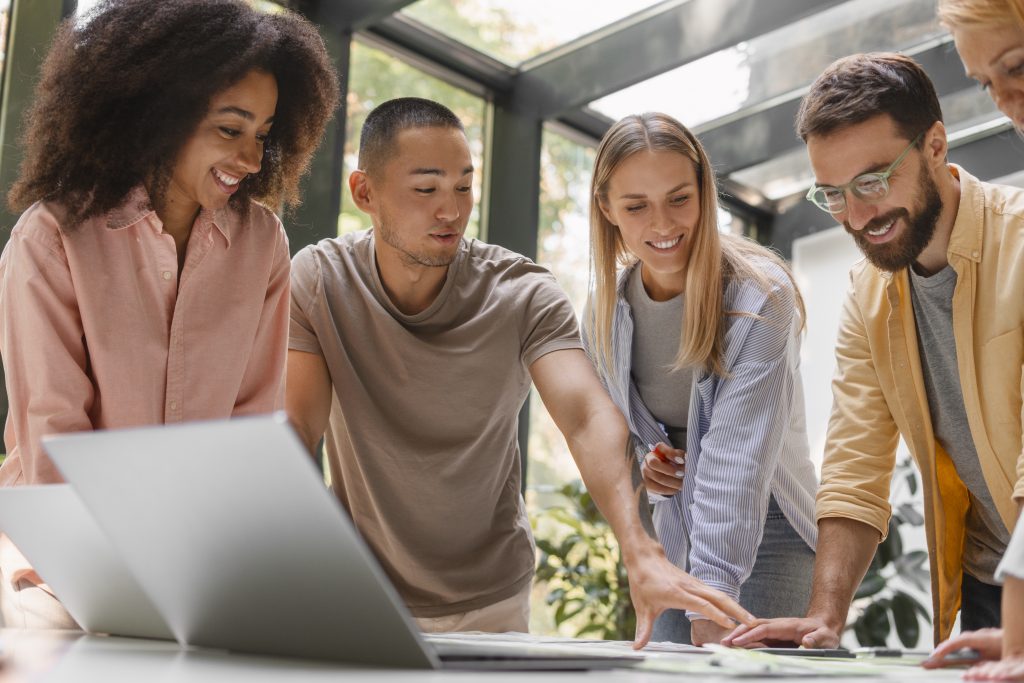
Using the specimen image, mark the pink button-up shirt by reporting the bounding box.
[0,188,290,583]
[0,187,290,486]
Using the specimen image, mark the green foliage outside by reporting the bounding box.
[533,480,634,640]
[849,458,931,648]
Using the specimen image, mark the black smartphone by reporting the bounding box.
[756,647,855,658]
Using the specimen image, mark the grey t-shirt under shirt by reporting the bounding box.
[289,231,581,616]
[624,264,693,450]
[909,264,1010,584]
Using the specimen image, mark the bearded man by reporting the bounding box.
[725,52,1023,649]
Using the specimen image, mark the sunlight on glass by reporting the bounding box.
[590,0,943,128]
[527,127,596,635]
[403,0,669,66]
[76,0,102,18]
[0,0,9,97]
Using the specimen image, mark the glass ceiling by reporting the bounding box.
[729,88,1003,201]
[401,0,670,66]
[589,0,945,128]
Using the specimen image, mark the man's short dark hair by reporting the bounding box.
[358,97,465,175]
[796,52,943,142]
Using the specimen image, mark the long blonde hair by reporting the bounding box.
[587,112,805,378]
[938,0,1024,28]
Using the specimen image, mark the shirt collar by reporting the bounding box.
[104,185,234,247]
[945,163,983,264]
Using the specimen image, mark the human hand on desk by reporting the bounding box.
[628,551,754,649]
[690,618,732,646]
[923,628,1002,669]
[722,616,840,649]
[963,655,1024,681]
[642,442,686,496]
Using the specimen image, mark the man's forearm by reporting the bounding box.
[806,517,882,631]
[566,403,660,563]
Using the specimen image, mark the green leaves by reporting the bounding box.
[891,591,922,648]
[854,573,886,599]
[853,601,891,646]
[532,479,635,640]
[848,461,932,649]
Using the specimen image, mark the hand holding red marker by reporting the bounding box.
[641,441,687,496]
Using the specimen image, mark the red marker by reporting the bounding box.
[648,443,671,463]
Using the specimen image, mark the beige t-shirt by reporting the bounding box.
[289,230,581,617]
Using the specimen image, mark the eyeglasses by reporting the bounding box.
[805,132,924,214]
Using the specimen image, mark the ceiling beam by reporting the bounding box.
[698,38,973,177]
[306,0,419,31]
[515,0,848,119]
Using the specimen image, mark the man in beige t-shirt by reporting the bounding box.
[286,97,751,642]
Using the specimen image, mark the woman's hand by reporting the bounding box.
[642,442,686,496]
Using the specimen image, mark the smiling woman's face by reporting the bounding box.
[599,150,701,301]
[167,69,278,215]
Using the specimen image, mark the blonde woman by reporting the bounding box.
[582,112,818,645]
[939,0,1024,129]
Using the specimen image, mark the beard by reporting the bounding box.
[844,161,942,273]
[376,209,461,268]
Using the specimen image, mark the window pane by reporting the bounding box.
[526,127,595,635]
[340,39,487,238]
[527,128,593,492]
[402,0,669,66]
[0,0,9,98]
[590,0,944,128]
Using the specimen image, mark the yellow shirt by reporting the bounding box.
[817,165,1024,643]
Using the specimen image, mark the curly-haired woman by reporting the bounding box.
[0,0,338,628]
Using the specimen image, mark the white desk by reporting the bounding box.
[0,629,968,682]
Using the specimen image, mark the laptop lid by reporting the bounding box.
[44,414,437,668]
[0,485,174,640]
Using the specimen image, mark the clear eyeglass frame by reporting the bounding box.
[805,132,924,214]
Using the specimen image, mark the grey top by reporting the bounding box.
[623,265,692,449]
[909,264,1010,584]
[582,259,818,608]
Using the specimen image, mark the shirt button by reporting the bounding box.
[162,271,173,281]
[169,400,178,410]
[972,250,979,258]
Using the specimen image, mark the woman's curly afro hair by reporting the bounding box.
[9,0,340,226]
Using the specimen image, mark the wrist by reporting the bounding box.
[1004,634,1024,659]
[619,536,664,568]
[805,606,845,635]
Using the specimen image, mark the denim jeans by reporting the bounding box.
[650,495,815,644]
[961,571,1002,632]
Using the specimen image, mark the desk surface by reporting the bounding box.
[0,629,968,682]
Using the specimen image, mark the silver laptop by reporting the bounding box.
[44,414,641,670]
[0,485,174,640]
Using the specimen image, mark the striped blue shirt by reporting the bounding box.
[582,260,818,610]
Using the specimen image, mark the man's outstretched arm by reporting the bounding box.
[530,348,754,648]
[723,516,880,648]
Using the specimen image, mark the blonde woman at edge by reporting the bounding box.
[581,112,818,646]
[923,3,1024,679]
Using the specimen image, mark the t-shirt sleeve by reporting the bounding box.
[288,244,325,357]
[517,267,582,368]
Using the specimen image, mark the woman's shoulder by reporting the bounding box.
[242,200,285,233]
[9,201,74,258]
